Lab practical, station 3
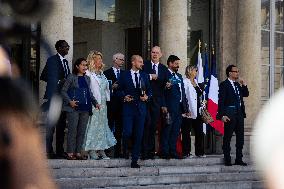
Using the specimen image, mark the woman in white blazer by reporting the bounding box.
[182,65,205,158]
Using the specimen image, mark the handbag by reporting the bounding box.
[201,108,214,124]
[67,87,88,105]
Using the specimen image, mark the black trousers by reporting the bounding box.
[142,97,161,156]
[222,113,244,162]
[108,110,123,157]
[181,117,204,156]
[46,111,66,154]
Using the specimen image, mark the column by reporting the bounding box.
[236,0,261,130]
[159,0,187,75]
[39,0,73,101]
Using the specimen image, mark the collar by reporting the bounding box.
[130,69,139,74]
[151,61,159,67]
[168,69,175,75]
[112,67,120,72]
[57,53,65,62]
[228,78,236,85]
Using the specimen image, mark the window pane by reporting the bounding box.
[275,0,283,32]
[96,0,115,22]
[73,0,96,19]
[261,65,270,101]
[262,0,270,30]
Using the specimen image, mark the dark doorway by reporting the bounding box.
[125,27,142,69]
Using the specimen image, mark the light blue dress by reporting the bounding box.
[83,73,116,151]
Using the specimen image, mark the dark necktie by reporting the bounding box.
[172,72,176,78]
[116,69,120,79]
[152,64,156,74]
[63,59,70,78]
[134,72,139,88]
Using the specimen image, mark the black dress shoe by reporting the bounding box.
[131,161,140,168]
[224,162,233,166]
[234,160,247,166]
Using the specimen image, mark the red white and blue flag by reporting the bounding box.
[207,53,224,135]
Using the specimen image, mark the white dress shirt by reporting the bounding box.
[58,53,68,75]
[228,78,241,107]
[130,69,140,88]
[112,67,120,79]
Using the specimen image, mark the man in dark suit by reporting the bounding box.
[41,40,71,159]
[160,55,189,159]
[118,55,152,168]
[104,53,125,158]
[141,46,168,159]
[217,65,249,166]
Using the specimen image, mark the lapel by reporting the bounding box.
[56,54,64,71]
[226,79,238,100]
[126,70,135,89]
[111,68,117,81]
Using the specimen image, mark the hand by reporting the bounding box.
[182,112,191,118]
[70,100,78,108]
[124,95,133,102]
[238,78,246,86]
[165,82,172,89]
[161,107,168,114]
[112,82,119,89]
[222,116,230,123]
[95,104,101,110]
[150,74,158,80]
[140,94,148,102]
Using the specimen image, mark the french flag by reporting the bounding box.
[207,53,224,135]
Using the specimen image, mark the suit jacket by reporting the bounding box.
[118,70,152,116]
[104,68,124,112]
[216,79,249,120]
[164,70,188,114]
[142,60,168,106]
[43,54,70,99]
[61,74,98,112]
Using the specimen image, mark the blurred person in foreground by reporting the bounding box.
[216,65,249,166]
[0,78,56,189]
[252,88,284,189]
[0,45,12,77]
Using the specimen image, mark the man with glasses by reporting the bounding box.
[41,40,71,159]
[104,53,125,158]
[217,65,249,166]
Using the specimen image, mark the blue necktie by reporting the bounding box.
[152,64,156,74]
[63,59,70,78]
[117,69,120,79]
[134,73,139,88]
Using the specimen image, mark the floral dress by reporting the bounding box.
[83,72,116,151]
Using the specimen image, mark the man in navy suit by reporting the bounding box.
[41,40,71,159]
[161,55,189,159]
[217,65,249,166]
[141,46,168,159]
[104,53,125,158]
[118,55,152,168]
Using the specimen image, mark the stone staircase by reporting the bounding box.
[49,155,263,189]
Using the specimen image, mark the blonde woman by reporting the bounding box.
[83,51,116,159]
[182,65,205,158]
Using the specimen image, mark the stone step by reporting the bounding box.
[87,180,263,189]
[52,165,256,178]
[56,172,260,189]
[49,155,251,169]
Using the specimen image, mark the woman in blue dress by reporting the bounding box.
[83,51,116,159]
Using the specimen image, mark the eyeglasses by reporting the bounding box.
[116,58,124,61]
[230,70,239,73]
